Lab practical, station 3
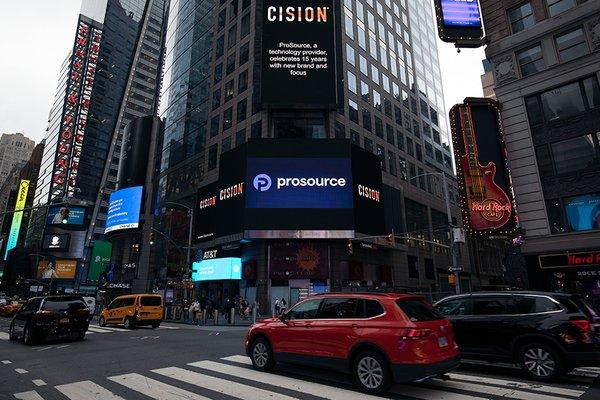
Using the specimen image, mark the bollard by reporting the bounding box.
[252,306,257,324]
[202,309,207,325]
[230,307,235,324]
[213,310,219,325]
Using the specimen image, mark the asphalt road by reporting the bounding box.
[1,316,599,400]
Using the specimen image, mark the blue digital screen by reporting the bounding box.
[565,195,600,231]
[47,206,86,225]
[441,0,482,27]
[191,257,242,281]
[246,158,353,209]
[105,186,143,234]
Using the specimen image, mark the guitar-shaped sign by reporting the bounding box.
[459,106,512,230]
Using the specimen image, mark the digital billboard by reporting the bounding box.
[37,259,77,280]
[47,205,86,226]
[261,0,339,108]
[42,234,70,251]
[105,186,143,234]
[565,194,600,232]
[450,98,518,237]
[434,0,484,44]
[88,240,112,281]
[191,257,242,281]
[3,179,30,261]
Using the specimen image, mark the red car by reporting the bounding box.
[245,293,460,394]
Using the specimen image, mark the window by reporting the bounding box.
[214,63,223,83]
[335,121,346,138]
[514,296,561,313]
[351,129,360,144]
[415,143,422,161]
[508,2,534,33]
[346,44,355,66]
[239,42,249,65]
[345,14,354,39]
[375,116,383,138]
[210,115,220,137]
[224,80,234,101]
[240,13,250,38]
[218,9,226,31]
[399,157,407,180]
[236,98,247,123]
[407,255,419,278]
[208,144,218,170]
[388,150,397,176]
[541,81,586,121]
[348,71,357,93]
[238,70,248,92]
[215,35,225,58]
[362,108,372,131]
[371,65,379,84]
[409,162,416,185]
[364,137,374,153]
[251,120,262,138]
[386,124,395,145]
[396,299,443,321]
[356,299,385,318]
[436,298,471,316]
[235,129,246,146]
[223,107,233,130]
[227,25,237,48]
[318,298,358,318]
[397,131,404,151]
[516,44,544,77]
[287,299,321,320]
[226,54,236,75]
[373,90,381,110]
[212,88,221,110]
[361,81,370,101]
[349,99,359,123]
[140,296,162,306]
[556,28,588,63]
[43,297,87,312]
[406,137,414,156]
[583,76,600,109]
[551,134,600,175]
[472,297,512,315]
[359,55,368,75]
[547,0,575,17]
[377,145,386,170]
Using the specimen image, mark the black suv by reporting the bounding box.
[9,295,90,344]
[434,291,600,381]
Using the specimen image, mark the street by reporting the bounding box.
[0,317,598,400]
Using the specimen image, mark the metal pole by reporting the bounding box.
[186,208,193,274]
[442,173,461,294]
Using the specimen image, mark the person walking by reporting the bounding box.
[190,300,200,324]
[182,300,190,323]
[280,297,287,314]
[274,298,281,316]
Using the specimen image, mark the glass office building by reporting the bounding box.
[157,0,476,311]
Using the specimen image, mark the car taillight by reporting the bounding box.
[35,310,54,317]
[571,320,593,344]
[400,328,433,340]
[75,308,90,316]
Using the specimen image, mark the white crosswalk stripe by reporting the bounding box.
[8,355,594,400]
[0,332,9,340]
[86,327,111,333]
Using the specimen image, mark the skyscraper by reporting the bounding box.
[479,0,600,297]
[156,0,479,309]
[0,133,35,190]
[28,0,167,292]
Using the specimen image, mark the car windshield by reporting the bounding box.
[396,299,444,321]
[43,297,86,312]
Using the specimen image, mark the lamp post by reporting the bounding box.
[163,202,194,275]
[407,172,461,294]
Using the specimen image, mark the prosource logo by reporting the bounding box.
[252,174,346,191]
[253,174,272,192]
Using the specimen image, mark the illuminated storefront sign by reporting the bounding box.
[540,251,600,269]
[51,20,102,198]
[3,180,30,260]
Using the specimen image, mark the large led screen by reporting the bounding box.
[434,0,484,44]
[440,0,482,27]
[565,194,600,231]
[47,205,86,226]
[261,0,338,107]
[191,257,242,281]
[105,186,143,234]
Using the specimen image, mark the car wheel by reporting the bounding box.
[151,322,160,329]
[519,343,563,381]
[123,317,135,329]
[99,316,106,327]
[8,322,17,341]
[23,324,36,345]
[250,338,275,371]
[353,351,392,395]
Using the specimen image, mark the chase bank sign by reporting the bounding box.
[246,158,353,209]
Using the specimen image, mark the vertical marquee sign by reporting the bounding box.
[51,19,102,199]
[3,180,30,260]
[449,98,518,237]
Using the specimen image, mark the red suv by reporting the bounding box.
[245,293,460,394]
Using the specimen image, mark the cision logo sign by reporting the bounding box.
[246,158,353,209]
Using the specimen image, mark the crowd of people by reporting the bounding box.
[179,296,256,324]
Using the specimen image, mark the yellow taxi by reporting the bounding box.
[99,294,163,329]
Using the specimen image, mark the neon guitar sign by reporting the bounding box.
[459,106,512,230]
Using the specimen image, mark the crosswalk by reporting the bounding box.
[9,354,597,400]
[0,324,179,340]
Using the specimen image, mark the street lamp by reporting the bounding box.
[163,202,194,275]
[408,171,461,294]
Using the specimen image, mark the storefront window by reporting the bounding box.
[551,134,599,175]
[540,81,585,121]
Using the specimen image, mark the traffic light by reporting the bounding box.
[386,230,395,246]
[347,240,353,255]
[149,232,155,245]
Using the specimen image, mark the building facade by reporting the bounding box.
[28,0,167,293]
[0,133,35,192]
[156,0,489,313]
[480,0,600,302]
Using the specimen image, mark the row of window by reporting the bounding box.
[516,26,590,78]
[209,97,248,138]
[508,0,577,34]
[207,120,262,170]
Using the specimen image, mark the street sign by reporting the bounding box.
[448,266,463,273]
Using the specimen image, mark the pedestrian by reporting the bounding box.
[224,298,232,323]
[280,297,287,314]
[274,298,281,316]
[190,299,200,324]
[182,300,190,323]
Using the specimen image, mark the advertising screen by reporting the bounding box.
[88,240,112,281]
[3,179,30,260]
[105,186,143,234]
[450,98,518,237]
[261,0,338,107]
[191,257,242,281]
[46,206,86,226]
[565,194,600,231]
[41,234,70,251]
[434,0,484,44]
[246,158,353,208]
[37,259,77,280]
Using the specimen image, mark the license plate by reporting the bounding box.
[438,336,448,347]
[59,318,69,324]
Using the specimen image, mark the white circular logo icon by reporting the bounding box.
[253,174,272,192]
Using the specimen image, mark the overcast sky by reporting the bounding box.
[0,1,484,144]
